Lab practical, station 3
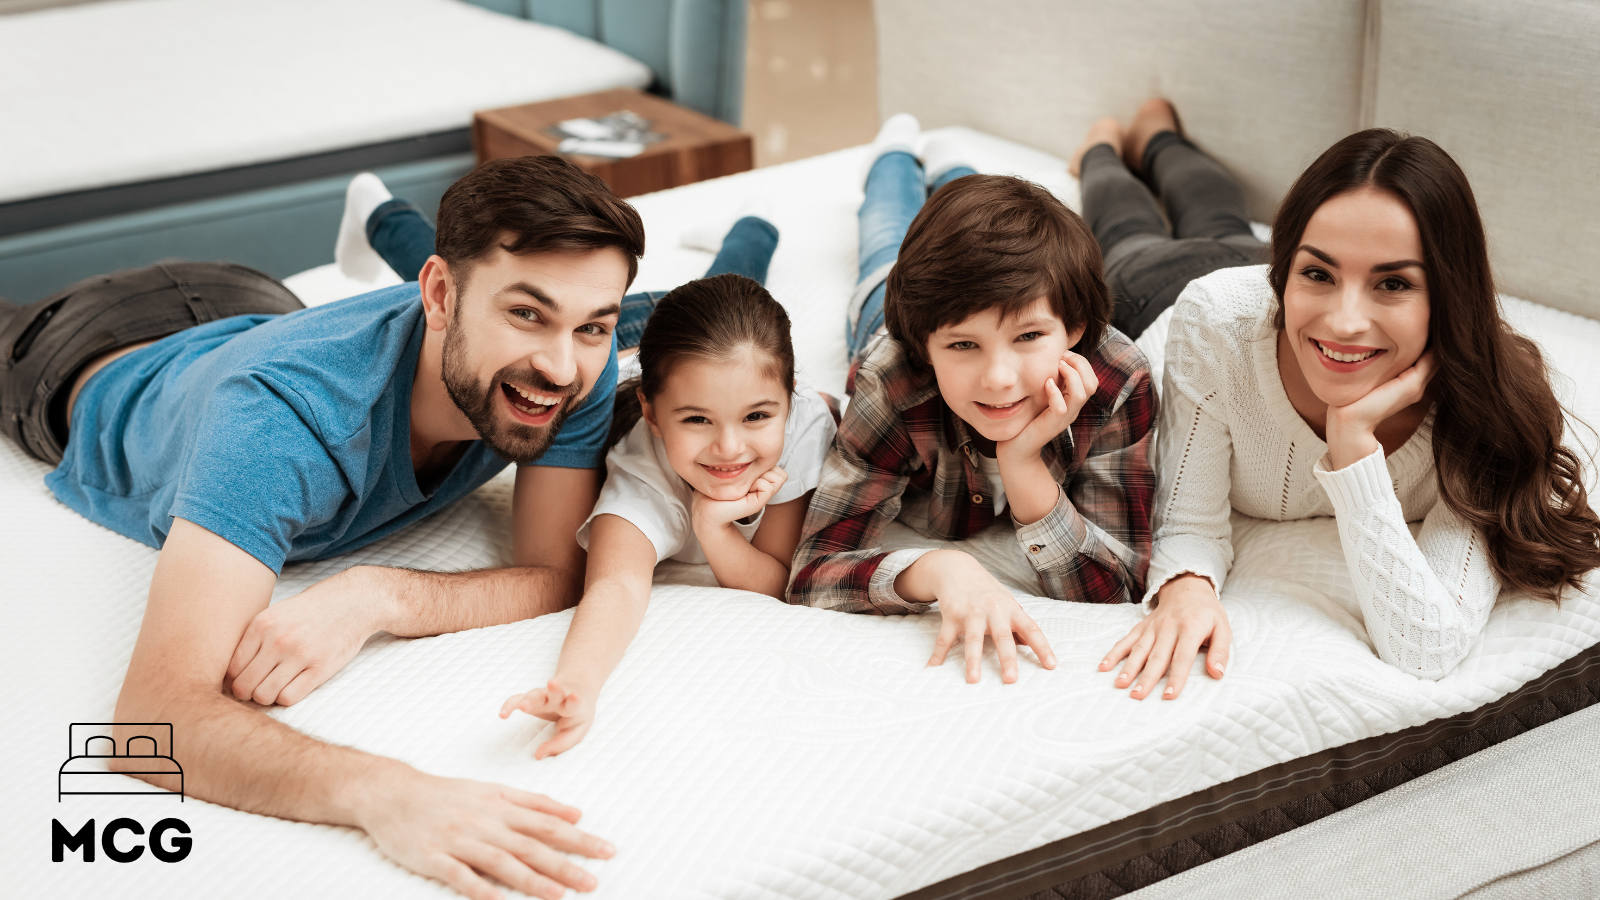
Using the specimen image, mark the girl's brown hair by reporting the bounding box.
[1268,129,1600,601]
[609,273,795,447]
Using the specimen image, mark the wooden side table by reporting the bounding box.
[473,89,754,197]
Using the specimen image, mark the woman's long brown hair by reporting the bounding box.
[1268,129,1600,601]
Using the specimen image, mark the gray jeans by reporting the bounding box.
[1080,131,1268,339]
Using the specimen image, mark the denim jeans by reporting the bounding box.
[366,203,779,351]
[849,151,976,361]
[1079,131,1267,338]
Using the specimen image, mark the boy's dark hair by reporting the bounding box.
[884,174,1109,370]
[609,273,795,447]
[434,155,646,287]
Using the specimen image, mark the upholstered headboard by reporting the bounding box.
[874,0,1600,320]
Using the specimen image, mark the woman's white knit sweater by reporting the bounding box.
[1146,266,1499,679]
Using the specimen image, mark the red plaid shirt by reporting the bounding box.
[786,329,1155,612]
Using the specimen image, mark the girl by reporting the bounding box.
[498,273,837,757]
[1077,100,1600,696]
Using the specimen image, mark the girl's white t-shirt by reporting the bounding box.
[576,358,837,565]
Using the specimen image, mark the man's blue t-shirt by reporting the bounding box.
[45,283,618,573]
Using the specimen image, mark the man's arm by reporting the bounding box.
[228,464,601,705]
[124,518,611,900]
[377,463,601,636]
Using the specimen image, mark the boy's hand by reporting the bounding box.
[690,466,788,530]
[1100,574,1230,700]
[500,678,597,759]
[996,352,1098,466]
[921,552,1057,683]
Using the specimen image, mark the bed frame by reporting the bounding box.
[901,641,1600,898]
[0,0,746,304]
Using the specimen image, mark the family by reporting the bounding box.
[4,99,1598,900]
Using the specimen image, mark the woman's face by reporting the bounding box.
[1280,186,1431,409]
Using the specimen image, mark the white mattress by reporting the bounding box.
[0,0,653,203]
[5,130,1600,898]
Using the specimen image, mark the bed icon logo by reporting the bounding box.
[58,722,184,801]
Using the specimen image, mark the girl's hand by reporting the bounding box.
[1324,351,1436,469]
[996,352,1097,468]
[1100,574,1230,700]
[690,466,789,530]
[499,678,596,759]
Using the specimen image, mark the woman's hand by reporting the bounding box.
[690,466,788,531]
[1324,351,1436,469]
[500,678,597,759]
[1100,574,1230,699]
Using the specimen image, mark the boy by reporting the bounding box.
[788,116,1157,684]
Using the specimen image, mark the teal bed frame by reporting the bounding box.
[0,0,746,303]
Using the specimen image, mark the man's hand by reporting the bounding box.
[500,678,597,759]
[1100,574,1230,700]
[226,565,393,706]
[690,466,788,531]
[357,764,614,900]
[996,351,1098,468]
[1324,351,1435,469]
[909,550,1057,684]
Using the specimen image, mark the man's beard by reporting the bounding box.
[441,323,581,465]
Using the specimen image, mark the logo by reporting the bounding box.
[59,722,184,800]
[53,722,192,863]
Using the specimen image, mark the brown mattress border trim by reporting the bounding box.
[898,639,1600,899]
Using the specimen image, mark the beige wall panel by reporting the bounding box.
[874,0,1368,222]
[1372,0,1600,318]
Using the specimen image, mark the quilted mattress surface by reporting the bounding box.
[4,130,1600,898]
[0,0,653,203]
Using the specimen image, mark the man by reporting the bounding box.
[0,156,643,899]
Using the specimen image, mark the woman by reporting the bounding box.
[1078,101,1600,696]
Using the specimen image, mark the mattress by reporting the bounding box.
[4,130,1600,898]
[0,0,653,207]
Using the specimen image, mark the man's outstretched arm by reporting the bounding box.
[227,465,600,706]
[121,518,612,900]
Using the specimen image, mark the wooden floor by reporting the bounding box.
[742,0,879,166]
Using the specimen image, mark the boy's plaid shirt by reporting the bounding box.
[787,328,1156,612]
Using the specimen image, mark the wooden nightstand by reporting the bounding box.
[473,89,754,198]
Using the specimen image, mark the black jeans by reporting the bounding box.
[1080,131,1268,339]
[0,261,302,464]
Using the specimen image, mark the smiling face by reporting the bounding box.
[441,242,628,463]
[641,346,791,501]
[925,296,1082,444]
[1279,186,1431,410]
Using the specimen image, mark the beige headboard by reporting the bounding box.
[874,0,1600,320]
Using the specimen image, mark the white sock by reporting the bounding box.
[680,196,778,253]
[334,172,393,282]
[919,133,974,186]
[862,113,921,182]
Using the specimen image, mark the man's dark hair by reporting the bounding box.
[885,174,1110,370]
[434,155,646,287]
